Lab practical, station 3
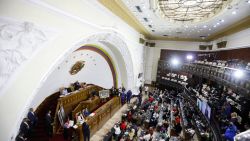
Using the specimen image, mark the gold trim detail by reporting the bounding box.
[99,0,150,38]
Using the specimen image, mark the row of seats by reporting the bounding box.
[194,60,250,70]
[182,64,250,91]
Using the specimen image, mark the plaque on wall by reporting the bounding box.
[69,60,85,75]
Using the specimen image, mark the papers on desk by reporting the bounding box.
[89,113,95,117]
[73,125,78,129]
[69,120,74,127]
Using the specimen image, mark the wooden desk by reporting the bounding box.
[72,96,101,118]
[53,85,102,134]
[77,97,121,141]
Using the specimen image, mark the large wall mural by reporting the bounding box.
[0,18,52,93]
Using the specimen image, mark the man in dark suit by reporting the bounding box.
[27,108,38,128]
[82,121,90,141]
[45,110,53,137]
[20,118,30,137]
[16,132,27,141]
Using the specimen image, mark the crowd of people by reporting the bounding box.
[188,82,250,141]
[107,87,187,141]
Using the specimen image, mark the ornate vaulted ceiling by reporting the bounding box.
[98,0,250,41]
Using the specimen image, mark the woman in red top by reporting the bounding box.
[149,96,154,103]
[120,121,127,131]
[175,115,181,124]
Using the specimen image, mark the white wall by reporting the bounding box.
[0,0,145,140]
[31,50,115,108]
[212,28,250,50]
[144,40,203,83]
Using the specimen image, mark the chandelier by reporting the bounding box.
[156,0,232,23]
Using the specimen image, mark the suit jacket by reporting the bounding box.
[20,121,30,134]
[82,122,90,135]
[28,112,37,124]
[45,114,52,127]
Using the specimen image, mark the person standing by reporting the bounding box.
[121,92,126,105]
[138,93,142,106]
[114,124,121,141]
[139,85,143,94]
[82,121,90,141]
[27,108,38,128]
[45,110,53,138]
[145,86,148,96]
[20,118,30,137]
[126,90,132,104]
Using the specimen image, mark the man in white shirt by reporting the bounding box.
[114,124,121,140]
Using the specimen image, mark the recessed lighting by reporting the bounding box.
[209,28,211,31]
[232,11,237,15]
[248,0,250,4]
[203,25,207,28]
[213,25,217,28]
[221,19,225,22]
[185,25,189,28]
[217,22,220,25]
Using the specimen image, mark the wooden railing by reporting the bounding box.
[53,85,102,134]
[71,96,101,118]
[76,96,121,141]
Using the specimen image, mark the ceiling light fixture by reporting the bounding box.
[157,0,230,23]
[203,25,207,28]
[248,0,250,4]
[209,28,211,31]
[217,22,220,25]
[213,25,217,28]
[232,11,237,15]
[221,19,225,22]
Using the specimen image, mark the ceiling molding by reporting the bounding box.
[98,0,250,42]
[149,36,205,42]
[206,16,250,41]
[98,0,151,38]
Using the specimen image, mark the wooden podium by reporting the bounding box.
[77,96,121,141]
